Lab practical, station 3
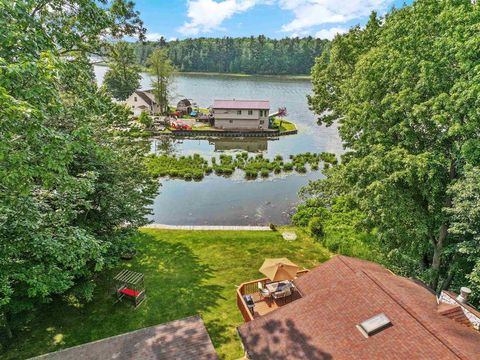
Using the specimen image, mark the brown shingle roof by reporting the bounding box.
[238,256,480,360]
[34,315,217,360]
[213,99,270,110]
[135,90,156,106]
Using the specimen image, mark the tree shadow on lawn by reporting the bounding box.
[3,233,226,359]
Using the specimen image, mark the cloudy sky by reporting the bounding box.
[135,0,412,41]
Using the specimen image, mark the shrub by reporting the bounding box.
[309,217,324,238]
[269,223,277,231]
[261,169,269,177]
[184,172,193,181]
[223,167,233,175]
[283,162,294,171]
[295,165,307,173]
[311,164,319,171]
[205,167,213,174]
[192,171,204,180]
[245,170,258,179]
[275,155,283,161]
[274,166,281,174]
[138,111,153,128]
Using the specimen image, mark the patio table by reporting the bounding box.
[266,281,293,293]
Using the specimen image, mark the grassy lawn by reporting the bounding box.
[272,118,297,132]
[3,227,330,360]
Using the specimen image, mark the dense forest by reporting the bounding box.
[301,1,480,306]
[132,36,329,75]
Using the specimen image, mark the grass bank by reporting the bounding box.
[3,227,330,360]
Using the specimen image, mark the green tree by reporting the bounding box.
[146,48,174,114]
[306,0,480,294]
[138,111,153,128]
[104,41,141,100]
[0,0,157,340]
[132,36,329,75]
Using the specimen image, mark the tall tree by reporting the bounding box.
[103,41,141,100]
[131,36,329,75]
[146,48,174,114]
[0,0,156,340]
[306,0,480,294]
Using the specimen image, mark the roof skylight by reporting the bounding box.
[357,313,392,337]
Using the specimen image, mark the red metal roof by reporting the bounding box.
[213,99,270,110]
[238,256,480,360]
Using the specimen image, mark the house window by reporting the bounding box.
[229,120,233,123]
[237,110,242,115]
[248,110,253,115]
[134,97,137,102]
[260,120,264,124]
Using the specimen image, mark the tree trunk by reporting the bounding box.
[430,160,456,291]
[431,223,448,291]
[2,312,13,339]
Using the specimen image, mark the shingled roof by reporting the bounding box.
[237,256,480,360]
[34,316,217,360]
[213,99,270,110]
[135,90,156,106]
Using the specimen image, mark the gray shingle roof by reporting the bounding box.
[33,315,218,360]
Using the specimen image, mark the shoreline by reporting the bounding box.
[173,71,311,80]
[95,63,310,80]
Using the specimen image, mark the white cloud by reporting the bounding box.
[176,0,393,37]
[145,32,165,41]
[315,26,348,40]
[178,0,260,35]
[279,0,392,33]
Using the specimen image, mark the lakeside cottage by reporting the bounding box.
[124,90,160,116]
[212,99,270,130]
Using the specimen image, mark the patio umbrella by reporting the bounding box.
[259,258,299,281]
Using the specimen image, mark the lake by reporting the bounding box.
[94,66,342,225]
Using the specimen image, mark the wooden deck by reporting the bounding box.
[250,290,302,317]
[236,270,309,322]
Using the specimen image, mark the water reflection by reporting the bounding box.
[95,66,342,225]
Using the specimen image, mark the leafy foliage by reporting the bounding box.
[0,0,157,341]
[305,0,480,298]
[133,35,329,75]
[103,41,141,100]
[137,111,153,128]
[146,48,174,114]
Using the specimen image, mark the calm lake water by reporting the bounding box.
[94,66,342,225]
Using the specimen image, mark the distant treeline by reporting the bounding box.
[132,36,329,75]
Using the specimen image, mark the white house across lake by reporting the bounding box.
[212,99,270,130]
[124,90,160,116]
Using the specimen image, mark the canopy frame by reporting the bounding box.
[114,269,146,308]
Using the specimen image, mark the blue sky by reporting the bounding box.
[135,0,412,41]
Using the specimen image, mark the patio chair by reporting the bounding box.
[258,282,271,303]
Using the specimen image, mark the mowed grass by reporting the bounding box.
[3,227,330,360]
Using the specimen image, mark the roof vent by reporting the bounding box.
[456,287,472,304]
[357,313,392,338]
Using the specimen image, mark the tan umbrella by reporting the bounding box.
[259,258,299,281]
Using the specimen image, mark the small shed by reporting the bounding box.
[114,269,146,308]
[176,98,193,115]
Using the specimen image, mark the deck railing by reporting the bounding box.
[236,269,309,322]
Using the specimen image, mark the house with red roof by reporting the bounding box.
[237,256,480,360]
